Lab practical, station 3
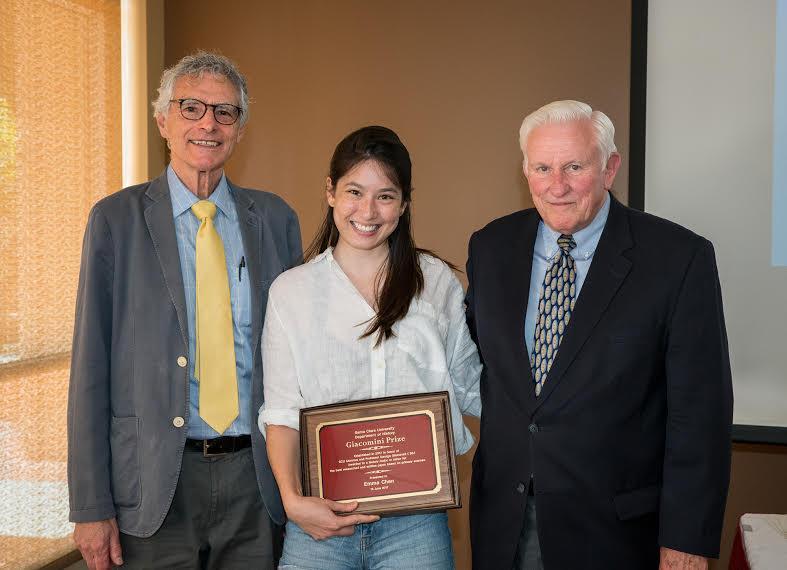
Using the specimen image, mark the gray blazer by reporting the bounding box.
[67,172,302,537]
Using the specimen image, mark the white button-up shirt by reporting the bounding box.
[259,248,482,454]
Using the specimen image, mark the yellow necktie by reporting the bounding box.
[191,200,239,434]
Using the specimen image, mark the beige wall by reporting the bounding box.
[160,2,787,569]
[163,0,631,271]
[146,0,166,178]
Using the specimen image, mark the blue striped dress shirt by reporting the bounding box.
[167,166,253,438]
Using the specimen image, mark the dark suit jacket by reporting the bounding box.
[67,172,302,537]
[466,195,732,569]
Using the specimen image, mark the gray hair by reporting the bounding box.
[152,51,250,127]
[519,100,617,169]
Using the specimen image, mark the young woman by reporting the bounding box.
[259,126,481,569]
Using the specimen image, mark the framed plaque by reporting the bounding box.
[299,391,460,515]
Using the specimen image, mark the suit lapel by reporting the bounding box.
[144,173,189,347]
[533,196,633,411]
[231,184,264,353]
[499,211,540,412]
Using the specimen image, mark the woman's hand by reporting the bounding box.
[265,424,378,540]
[284,495,380,541]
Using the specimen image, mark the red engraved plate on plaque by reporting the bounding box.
[318,413,438,501]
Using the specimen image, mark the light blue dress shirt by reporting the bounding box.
[524,192,611,357]
[167,166,253,438]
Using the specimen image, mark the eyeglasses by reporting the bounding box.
[169,98,242,125]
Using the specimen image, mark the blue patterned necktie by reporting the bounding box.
[531,234,577,396]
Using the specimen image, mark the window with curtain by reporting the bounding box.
[0,0,120,567]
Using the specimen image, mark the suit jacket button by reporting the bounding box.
[528,423,539,433]
[173,416,185,428]
[516,482,526,494]
[177,356,188,368]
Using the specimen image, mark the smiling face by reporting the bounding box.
[326,159,407,258]
[524,120,621,235]
[156,73,244,188]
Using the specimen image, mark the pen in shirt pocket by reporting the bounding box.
[238,256,246,282]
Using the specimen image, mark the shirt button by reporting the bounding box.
[173,416,185,428]
[516,482,526,494]
[177,356,187,368]
[528,423,539,433]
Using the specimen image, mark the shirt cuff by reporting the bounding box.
[258,407,300,437]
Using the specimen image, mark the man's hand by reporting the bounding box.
[659,547,709,570]
[283,495,380,541]
[73,518,123,570]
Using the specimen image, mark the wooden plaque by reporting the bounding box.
[299,391,460,515]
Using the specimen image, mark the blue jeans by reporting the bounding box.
[279,511,454,569]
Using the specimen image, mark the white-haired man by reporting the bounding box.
[68,52,301,569]
[465,100,732,569]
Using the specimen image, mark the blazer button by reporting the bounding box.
[177,356,187,368]
[528,423,539,433]
[172,416,185,428]
[516,482,526,494]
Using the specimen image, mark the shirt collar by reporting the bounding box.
[536,191,611,261]
[167,165,235,221]
[313,246,336,265]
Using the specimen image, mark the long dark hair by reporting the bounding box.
[304,125,452,345]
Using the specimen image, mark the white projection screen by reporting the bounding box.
[643,0,787,441]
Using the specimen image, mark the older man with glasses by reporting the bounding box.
[67,51,302,570]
